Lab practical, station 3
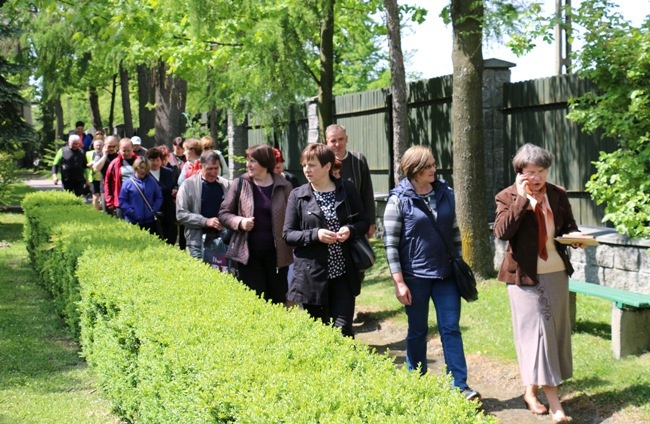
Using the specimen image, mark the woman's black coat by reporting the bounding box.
[283,178,370,305]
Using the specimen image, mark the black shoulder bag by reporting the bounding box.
[218,178,243,245]
[342,183,376,272]
[425,200,478,303]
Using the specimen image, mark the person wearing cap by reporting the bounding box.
[273,148,299,189]
[131,135,148,156]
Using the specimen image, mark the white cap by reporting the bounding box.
[131,136,142,145]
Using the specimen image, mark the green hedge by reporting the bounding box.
[23,191,495,423]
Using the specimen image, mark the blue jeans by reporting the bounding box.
[404,275,469,390]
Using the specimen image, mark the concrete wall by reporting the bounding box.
[493,225,650,294]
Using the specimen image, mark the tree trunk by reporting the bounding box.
[119,62,134,138]
[317,0,335,141]
[39,98,55,147]
[54,97,64,141]
[227,109,248,179]
[384,0,408,187]
[137,63,156,144]
[108,73,117,134]
[154,59,187,148]
[88,86,103,132]
[451,0,493,279]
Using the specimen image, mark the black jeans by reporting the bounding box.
[304,274,356,338]
[237,249,288,305]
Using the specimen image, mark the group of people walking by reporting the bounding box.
[53,122,586,421]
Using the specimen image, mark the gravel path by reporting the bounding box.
[353,312,640,424]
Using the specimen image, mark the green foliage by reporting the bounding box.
[0,152,22,203]
[567,0,650,238]
[0,21,36,150]
[21,191,494,423]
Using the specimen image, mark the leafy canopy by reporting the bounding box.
[567,0,650,238]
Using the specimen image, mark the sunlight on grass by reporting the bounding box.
[0,213,116,423]
[0,181,36,206]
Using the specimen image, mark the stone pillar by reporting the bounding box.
[482,58,515,222]
[306,97,320,144]
[611,305,650,359]
[227,110,248,179]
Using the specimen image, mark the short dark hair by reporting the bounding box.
[300,143,336,176]
[200,150,221,166]
[245,144,276,174]
[173,136,184,147]
[75,121,85,128]
[146,147,163,161]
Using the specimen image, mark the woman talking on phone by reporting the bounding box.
[494,143,587,424]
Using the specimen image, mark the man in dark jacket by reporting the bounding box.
[325,124,376,237]
[52,134,88,196]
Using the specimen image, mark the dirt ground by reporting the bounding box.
[353,310,643,424]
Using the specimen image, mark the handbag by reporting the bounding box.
[219,178,244,245]
[342,183,376,272]
[129,177,164,237]
[427,210,478,303]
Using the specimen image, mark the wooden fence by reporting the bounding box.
[245,72,613,227]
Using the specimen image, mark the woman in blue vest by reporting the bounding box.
[383,145,480,401]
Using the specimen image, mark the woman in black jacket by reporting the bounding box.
[283,143,369,337]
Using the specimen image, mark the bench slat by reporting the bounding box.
[569,280,650,309]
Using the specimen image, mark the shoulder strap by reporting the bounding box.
[130,177,155,213]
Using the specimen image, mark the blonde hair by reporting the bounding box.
[200,136,214,151]
[133,157,150,173]
[400,145,434,180]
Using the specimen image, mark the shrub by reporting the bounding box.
[23,191,495,423]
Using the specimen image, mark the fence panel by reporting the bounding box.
[503,75,616,227]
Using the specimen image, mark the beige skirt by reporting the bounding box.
[508,271,573,387]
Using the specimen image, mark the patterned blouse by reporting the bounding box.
[313,190,346,279]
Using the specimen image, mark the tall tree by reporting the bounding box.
[450,0,493,279]
[567,0,650,239]
[137,64,156,143]
[318,0,335,139]
[0,23,35,152]
[384,0,408,186]
[119,62,134,138]
[154,60,187,147]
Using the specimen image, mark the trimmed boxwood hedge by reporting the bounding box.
[22,191,495,423]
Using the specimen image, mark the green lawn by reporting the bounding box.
[358,239,650,421]
[0,213,117,423]
[0,181,36,206]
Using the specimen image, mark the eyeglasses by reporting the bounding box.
[521,169,548,178]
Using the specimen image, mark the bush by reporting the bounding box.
[0,151,22,204]
[23,191,495,423]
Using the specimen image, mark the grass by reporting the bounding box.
[0,181,36,206]
[358,239,650,421]
[0,213,117,423]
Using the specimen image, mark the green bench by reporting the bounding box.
[569,279,650,359]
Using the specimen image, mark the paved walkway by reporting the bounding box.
[24,178,62,191]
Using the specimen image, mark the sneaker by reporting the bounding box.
[461,388,481,401]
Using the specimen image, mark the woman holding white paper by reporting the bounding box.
[494,143,587,424]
